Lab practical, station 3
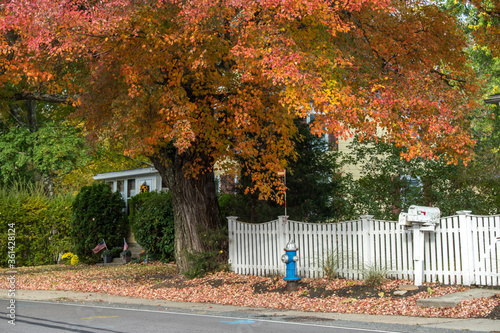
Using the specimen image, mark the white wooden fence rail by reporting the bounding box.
[227,212,500,286]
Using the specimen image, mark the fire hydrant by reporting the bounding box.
[281,240,300,291]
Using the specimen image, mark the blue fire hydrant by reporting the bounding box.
[281,240,300,282]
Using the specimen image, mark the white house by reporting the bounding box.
[93,167,165,259]
[93,166,165,204]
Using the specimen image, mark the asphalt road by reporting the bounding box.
[0,299,399,333]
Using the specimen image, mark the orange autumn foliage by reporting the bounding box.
[0,0,480,200]
[467,0,500,57]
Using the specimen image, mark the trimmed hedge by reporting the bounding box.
[129,191,175,262]
[71,183,128,263]
[0,183,73,267]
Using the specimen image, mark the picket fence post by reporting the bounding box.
[361,215,374,270]
[457,211,473,286]
[278,215,288,246]
[278,216,288,275]
[412,227,425,286]
[227,216,238,271]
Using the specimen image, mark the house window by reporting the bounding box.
[117,180,125,198]
[127,179,136,198]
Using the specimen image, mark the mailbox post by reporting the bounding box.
[399,205,441,286]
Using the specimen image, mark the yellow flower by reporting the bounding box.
[62,252,74,260]
[71,255,80,265]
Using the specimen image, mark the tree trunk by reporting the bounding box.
[150,146,224,273]
[42,174,55,198]
[26,100,37,132]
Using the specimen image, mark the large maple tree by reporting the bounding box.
[1,0,480,272]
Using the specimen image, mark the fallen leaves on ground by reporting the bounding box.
[0,263,498,319]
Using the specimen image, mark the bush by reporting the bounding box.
[362,265,387,287]
[70,183,127,263]
[0,182,73,267]
[110,247,122,258]
[183,226,229,279]
[128,191,175,262]
[321,248,347,280]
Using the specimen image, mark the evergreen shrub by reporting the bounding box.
[128,191,175,262]
[110,247,122,258]
[70,183,127,263]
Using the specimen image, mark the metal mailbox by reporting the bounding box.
[399,205,441,230]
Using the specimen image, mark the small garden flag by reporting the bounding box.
[123,238,128,251]
[92,239,106,254]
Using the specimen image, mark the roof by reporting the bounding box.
[484,93,500,105]
[93,167,159,180]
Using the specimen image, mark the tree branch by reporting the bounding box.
[430,69,467,87]
[11,92,78,104]
[8,104,26,127]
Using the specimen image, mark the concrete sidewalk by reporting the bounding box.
[417,288,499,308]
[1,288,499,332]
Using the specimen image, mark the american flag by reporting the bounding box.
[92,239,106,254]
[123,238,128,251]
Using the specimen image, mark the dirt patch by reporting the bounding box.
[301,286,337,298]
[253,281,286,294]
[334,284,428,299]
[486,294,500,320]
[252,281,426,299]
[150,275,190,289]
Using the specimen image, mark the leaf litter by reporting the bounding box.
[1,263,498,319]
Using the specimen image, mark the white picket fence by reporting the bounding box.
[227,212,500,286]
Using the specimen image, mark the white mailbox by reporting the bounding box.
[399,205,441,230]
